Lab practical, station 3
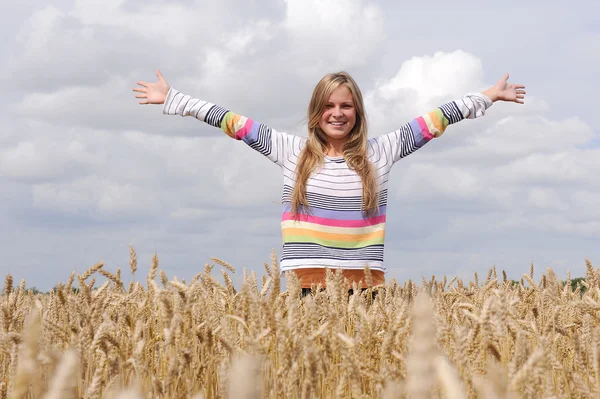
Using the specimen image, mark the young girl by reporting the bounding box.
[133,70,525,292]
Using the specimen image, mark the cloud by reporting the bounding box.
[0,137,104,181]
[363,49,599,248]
[32,176,161,217]
[364,50,488,138]
[18,5,64,50]
[527,187,569,211]
[374,51,484,102]
[1,0,598,290]
[3,122,282,222]
[284,0,386,71]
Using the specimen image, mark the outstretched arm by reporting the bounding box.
[133,70,293,167]
[373,73,526,164]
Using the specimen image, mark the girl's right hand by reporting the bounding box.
[133,69,171,105]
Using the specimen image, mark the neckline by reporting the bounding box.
[325,155,345,163]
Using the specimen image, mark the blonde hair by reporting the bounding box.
[291,72,379,217]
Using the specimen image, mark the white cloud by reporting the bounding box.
[471,116,593,158]
[392,164,483,202]
[364,50,552,138]
[527,187,569,211]
[1,0,598,290]
[0,137,105,181]
[571,191,600,220]
[492,151,596,186]
[70,0,207,47]
[0,141,65,180]
[4,123,282,220]
[32,175,161,216]
[373,51,484,102]
[364,50,487,136]
[18,6,65,50]
[12,76,168,131]
[364,49,600,247]
[284,0,386,71]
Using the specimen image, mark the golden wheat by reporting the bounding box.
[1,252,599,398]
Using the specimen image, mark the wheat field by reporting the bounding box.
[1,248,599,398]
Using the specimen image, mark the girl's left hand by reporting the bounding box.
[484,73,526,104]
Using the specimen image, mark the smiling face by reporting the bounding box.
[318,85,357,149]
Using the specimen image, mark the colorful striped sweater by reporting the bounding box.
[163,88,492,274]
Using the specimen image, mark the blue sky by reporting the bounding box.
[1,0,598,290]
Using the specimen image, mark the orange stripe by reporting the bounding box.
[221,112,241,138]
[293,269,386,288]
[282,227,385,242]
[429,111,444,135]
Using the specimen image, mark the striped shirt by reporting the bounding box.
[163,88,492,274]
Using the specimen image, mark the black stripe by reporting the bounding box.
[181,97,191,112]
[440,101,463,124]
[168,92,182,114]
[400,124,420,157]
[281,184,388,211]
[247,124,272,156]
[205,105,228,127]
[175,95,185,113]
[282,243,384,262]
[282,185,387,202]
[450,101,464,122]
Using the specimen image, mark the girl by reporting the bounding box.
[133,70,525,292]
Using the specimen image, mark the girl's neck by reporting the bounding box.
[326,141,345,157]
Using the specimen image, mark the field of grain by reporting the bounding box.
[1,248,599,398]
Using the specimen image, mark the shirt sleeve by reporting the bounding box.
[371,93,493,165]
[162,87,292,168]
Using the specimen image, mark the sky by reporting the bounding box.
[1,0,599,290]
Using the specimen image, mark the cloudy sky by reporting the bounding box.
[1,0,598,290]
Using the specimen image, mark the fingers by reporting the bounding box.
[133,88,147,102]
[133,76,158,105]
[156,69,164,81]
[133,86,147,103]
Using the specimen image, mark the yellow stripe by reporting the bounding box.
[281,220,385,234]
[282,227,385,243]
[221,113,241,138]
[283,235,384,248]
[234,115,247,132]
[431,109,449,135]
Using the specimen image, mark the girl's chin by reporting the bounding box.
[324,130,350,140]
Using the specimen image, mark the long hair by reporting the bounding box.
[291,72,379,217]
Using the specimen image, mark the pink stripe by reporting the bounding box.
[417,116,433,141]
[235,118,254,140]
[282,212,386,228]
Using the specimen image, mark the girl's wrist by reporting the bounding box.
[482,87,499,102]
